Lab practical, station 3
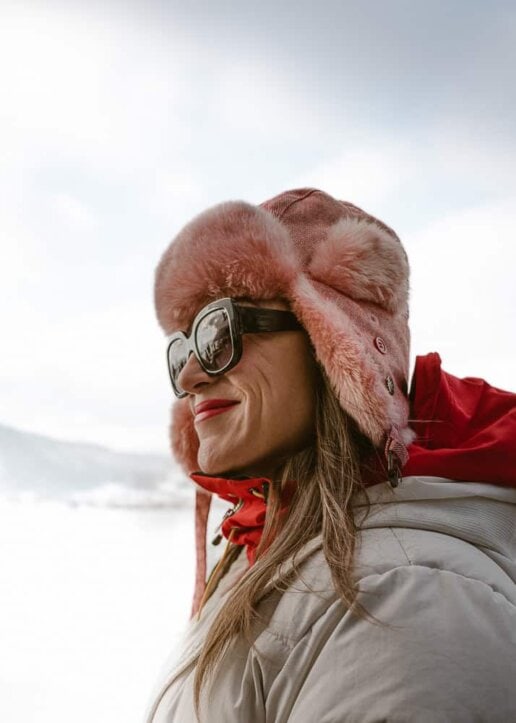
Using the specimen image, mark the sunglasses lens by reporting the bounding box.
[195,308,233,372]
[168,337,188,393]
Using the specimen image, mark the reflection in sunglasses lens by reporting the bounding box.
[168,337,188,391]
[195,309,233,372]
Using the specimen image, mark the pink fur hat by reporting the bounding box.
[155,187,413,478]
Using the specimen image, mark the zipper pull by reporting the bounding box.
[249,481,269,503]
[211,500,243,546]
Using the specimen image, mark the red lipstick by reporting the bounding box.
[194,398,239,423]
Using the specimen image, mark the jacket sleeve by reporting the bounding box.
[280,565,516,723]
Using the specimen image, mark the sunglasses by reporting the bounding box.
[166,297,304,398]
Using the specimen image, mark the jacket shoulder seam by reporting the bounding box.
[387,527,413,565]
[264,562,516,650]
[357,564,516,609]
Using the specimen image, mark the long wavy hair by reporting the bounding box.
[192,363,378,714]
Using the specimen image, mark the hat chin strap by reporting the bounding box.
[191,489,212,618]
[385,424,409,488]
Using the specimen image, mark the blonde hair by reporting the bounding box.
[193,365,375,713]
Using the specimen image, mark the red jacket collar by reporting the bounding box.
[190,472,296,565]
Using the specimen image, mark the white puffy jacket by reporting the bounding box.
[145,476,516,722]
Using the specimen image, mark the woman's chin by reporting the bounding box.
[197,449,234,477]
[197,447,269,479]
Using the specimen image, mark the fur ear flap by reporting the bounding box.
[170,398,199,473]
[308,217,409,313]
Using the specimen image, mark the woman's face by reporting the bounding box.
[177,299,318,478]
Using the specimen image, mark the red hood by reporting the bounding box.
[405,352,516,487]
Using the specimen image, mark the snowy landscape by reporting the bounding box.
[0,423,225,723]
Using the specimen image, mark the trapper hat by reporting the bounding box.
[155,187,414,479]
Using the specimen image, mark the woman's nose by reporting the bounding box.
[177,352,214,395]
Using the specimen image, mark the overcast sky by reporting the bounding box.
[1,0,515,454]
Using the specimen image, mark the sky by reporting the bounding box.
[1,0,515,454]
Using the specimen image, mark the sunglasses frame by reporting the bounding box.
[166,297,304,398]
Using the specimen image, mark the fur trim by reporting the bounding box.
[308,217,409,313]
[401,425,417,447]
[155,188,412,474]
[291,275,410,445]
[170,398,199,473]
[155,201,299,334]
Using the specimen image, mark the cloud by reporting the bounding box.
[0,4,193,171]
[408,195,516,389]
[0,297,172,453]
[129,0,516,136]
[1,1,515,451]
[52,193,99,232]
[288,139,419,211]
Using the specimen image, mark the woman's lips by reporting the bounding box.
[194,400,239,423]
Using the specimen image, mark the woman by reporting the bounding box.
[146,188,516,722]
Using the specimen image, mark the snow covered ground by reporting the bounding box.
[0,499,195,723]
[0,424,226,722]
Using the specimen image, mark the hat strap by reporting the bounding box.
[191,489,212,618]
[385,425,409,488]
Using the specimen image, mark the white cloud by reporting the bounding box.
[146,168,209,229]
[0,298,173,453]
[0,5,194,171]
[1,1,515,452]
[425,122,516,196]
[0,10,110,140]
[288,138,420,212]
[52,193,99,231]
[408,195,516,390]
[213,57,341,142]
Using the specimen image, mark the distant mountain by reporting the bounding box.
[0,423,192,508]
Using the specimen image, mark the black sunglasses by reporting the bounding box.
[166,297,304,398]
